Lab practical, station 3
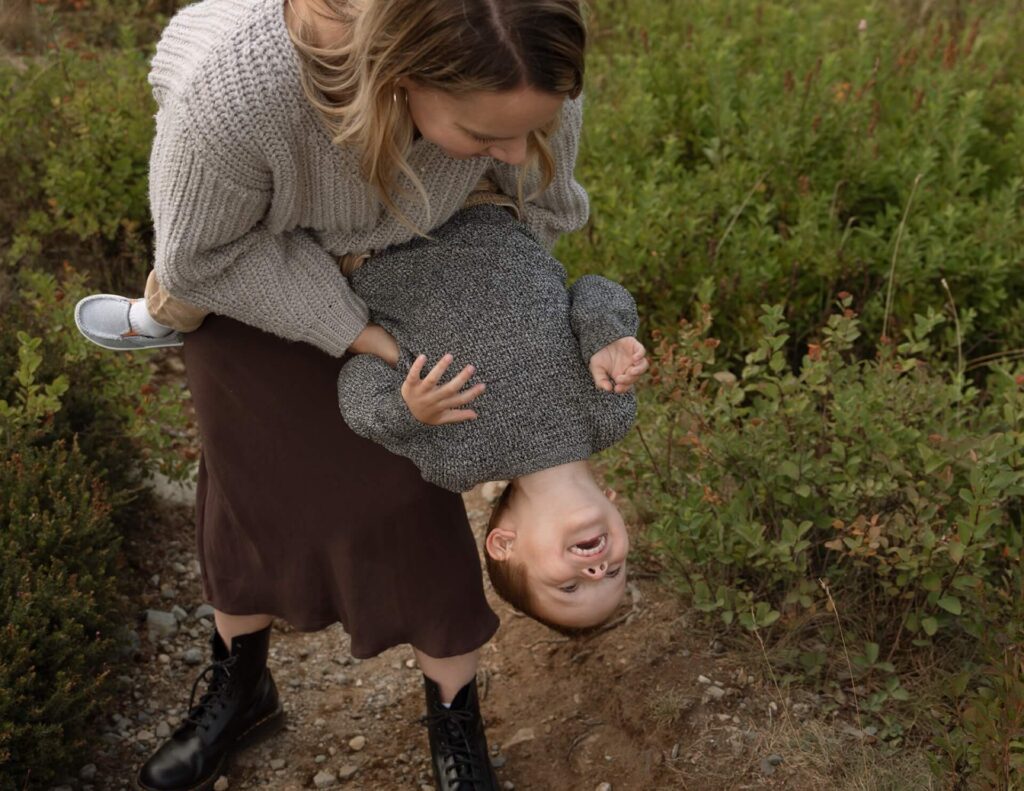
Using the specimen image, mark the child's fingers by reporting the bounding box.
[438,363,477,394]
[405,354,428,384]
[437,409,478,425]
[423,353,454,385]
[440,381,486,408]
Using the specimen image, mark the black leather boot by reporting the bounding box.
[422,675,499,790]
[135,623,285,791]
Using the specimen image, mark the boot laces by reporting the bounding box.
[181,654,240,731]
[424,707,488,787]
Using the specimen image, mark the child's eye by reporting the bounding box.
[471,133,497,144]
[606,567,622,578]
[559,583,579,593]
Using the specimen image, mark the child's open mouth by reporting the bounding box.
[569,534,607,557]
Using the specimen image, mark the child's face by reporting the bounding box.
[488,479,630,628]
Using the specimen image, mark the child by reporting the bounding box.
[336,200,644,632]
[75,194,645,632]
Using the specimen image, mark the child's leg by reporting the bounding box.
[74,270,208,350]
[144,269,208,333]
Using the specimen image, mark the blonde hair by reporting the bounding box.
[286,0,586,233]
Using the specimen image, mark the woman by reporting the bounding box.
[132,0,588,789]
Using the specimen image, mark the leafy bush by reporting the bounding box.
[0,43,155,290]
[558,0,1024,366]
[607,295,1024,770]
[0,266,192,516]
[0,433,122,790]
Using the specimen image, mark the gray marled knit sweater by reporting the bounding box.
[337,205,637,493]
[146,0,588,358]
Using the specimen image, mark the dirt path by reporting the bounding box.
[85,477,854,791]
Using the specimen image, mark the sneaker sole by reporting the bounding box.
[133,705,286,791]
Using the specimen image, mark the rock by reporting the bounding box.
[348,735,366,751]
[150,574,161,587]
[697,675,711,685]
[213,777,229,791]
[172,561,187,574]
[491,754,506,768]
[270,758,286,770]
[183,648,203,666]
[502,727,535,750]
[502,782,515,791]
[766,754,783,766]
[705,685,726,700]
[759,758,776,776]
[137,729,155,742]
[147,469,198,506]
[338,764,359,780]
[158,653,171,664]
[313,770,336,788]
[160,584,176,600]
[146,610,179,640]
[115,627,141,659]
[171,605,189,623]
[314,754,327,764]
[79,764,97,782]
[155,721,171,739]
[596,784,612,791]
[193,603,215,621]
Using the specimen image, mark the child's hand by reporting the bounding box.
[349,323,400,367]
[401,353,486,425]
[589,336,648,393]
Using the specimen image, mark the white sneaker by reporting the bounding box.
[74,294,184,351]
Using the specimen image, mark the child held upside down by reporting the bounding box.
[75,197,647,632]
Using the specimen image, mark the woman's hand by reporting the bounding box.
[401,353,486,425]
[589,336,649,393]
[349,323,400,368]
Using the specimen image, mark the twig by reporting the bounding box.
[940,277,964,425]
[819,578,869,768]
[749,609,797,733]
[714,171,770,262]
[881,173,924,342]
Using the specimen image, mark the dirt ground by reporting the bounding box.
[87,479,894,791]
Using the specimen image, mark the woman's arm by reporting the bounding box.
[149,105,369,357]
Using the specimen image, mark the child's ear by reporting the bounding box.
[603,487,618,503]
[485,526,517,561]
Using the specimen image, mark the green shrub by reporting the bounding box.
[0,44,155,290]
[0,433,122,790]
[607,294,1024,765]
[559,0,1024,366]
[0,266,192,521]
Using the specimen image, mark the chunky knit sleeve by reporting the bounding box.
[149,104,370,357]
[489,95,590,250]
[568,274,640,365]
[337,354,430,451]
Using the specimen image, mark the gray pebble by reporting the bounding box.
[596,784,612,791]
[194,604,215,620]
[338,764,359,780]
[706,685,726,700]
[767,753,784,766]
[183,648,203,666]
[171,605,189,623]
[270,758,286,770]
[172,561,187,574]
[760,758,776,776]
[156,721,171,739]
[145,610,178,641]
[313,770,336,788]
[212,777,229,791]
[79,764,97,781]
[160,584,176,600]
[502,782,515,791]
[314,754,327,764]
[491,754,506,768]
[150,574,160,587]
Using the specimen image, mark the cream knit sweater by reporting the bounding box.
[146,0,590,357]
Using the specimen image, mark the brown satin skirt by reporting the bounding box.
[181,314,499,658]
